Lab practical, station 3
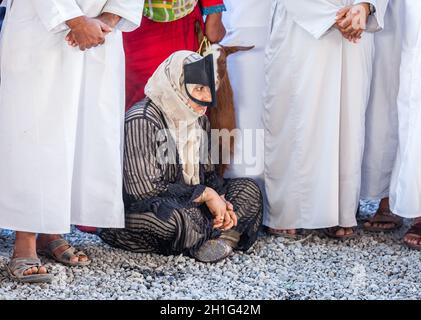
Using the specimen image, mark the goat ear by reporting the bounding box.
[222,45,255,56]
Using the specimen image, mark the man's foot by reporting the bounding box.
[324,227,356,239]
[403,218,421,250]
[363,207,403,232]
[12,232,48,277]
[37,234,90,266]
[265,227,300,239]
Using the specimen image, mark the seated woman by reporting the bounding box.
[99,51,263,262]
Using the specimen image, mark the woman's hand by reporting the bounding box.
[194,188,238,230]
[219,196,238,231]
[194,187,226,228]
[205,13,226,43]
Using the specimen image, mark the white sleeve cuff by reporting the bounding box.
[102,5,141,32]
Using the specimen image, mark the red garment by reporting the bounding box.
[76,226,97,234]
[124,5,205,110]
[200,0,225,7]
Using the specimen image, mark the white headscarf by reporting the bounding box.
[145,51,208,185]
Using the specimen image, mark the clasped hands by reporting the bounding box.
[194,187,238,231]
[335,2,371,43]
[65,13,121,51]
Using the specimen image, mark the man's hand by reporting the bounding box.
[205,13,226,44]
[65,16,112,51]
[351,3,371,30]
[335,3,370,43]
[96,12,121,29]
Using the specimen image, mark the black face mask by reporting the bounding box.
[183,54,217,108]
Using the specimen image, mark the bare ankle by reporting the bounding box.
[13,231,37,258]
[37,234,62,245]
[378,198,390,211]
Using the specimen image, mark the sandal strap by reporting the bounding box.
[377,207,394,215]
[8,258,42,277]
[53,245,88,262]
[74,251,88,258]
[46,238,71,252]
[60,246,77,261]
[40,238,90,266]
[324,227,356,239]
[367,211,402,225]
[406,222,421,237]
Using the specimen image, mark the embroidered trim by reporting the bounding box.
[202,4,226,15]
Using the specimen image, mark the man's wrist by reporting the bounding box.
[66,15,88,30]
[360,2,373,16]
[100,12,121,28]
[369,3,376,15]
[368,3,376,16]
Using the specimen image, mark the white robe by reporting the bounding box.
[390,0,421,218]
[263,0,388,229]
[361,0,403,201]
[0,0,143,234]
[221,0,271,188]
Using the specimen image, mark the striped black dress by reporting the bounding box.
[99,99,263,256]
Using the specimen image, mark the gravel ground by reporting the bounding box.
[0,201,420,300]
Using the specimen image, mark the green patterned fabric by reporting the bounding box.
[143,0,199,22]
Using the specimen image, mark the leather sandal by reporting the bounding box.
[265,226,304,239]
[37,238,91,267]
[363,208,403,232]
[324,226,357,240]
[403,222,421,251]
[7,257,53,283]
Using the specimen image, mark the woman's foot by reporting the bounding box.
[192,238,233,263]
[37,234,90,265]
[12,232,48,276]
[403,218,421,250]
[363,198,403,232]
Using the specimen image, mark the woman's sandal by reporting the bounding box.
[192,239,233,263]
[37,239,91,267]
[6,257,53,283]
[323,227,357,240]
[403,222,421,251]
[363,208,403,232]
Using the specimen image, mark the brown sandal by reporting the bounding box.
[7,257,53,283]
[324,227,357,240]
[363,208,403,232]
[403,222,421,251]
[265,227,304,239]
[37,239,91,267]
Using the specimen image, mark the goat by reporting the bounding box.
[201,44,254,177]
